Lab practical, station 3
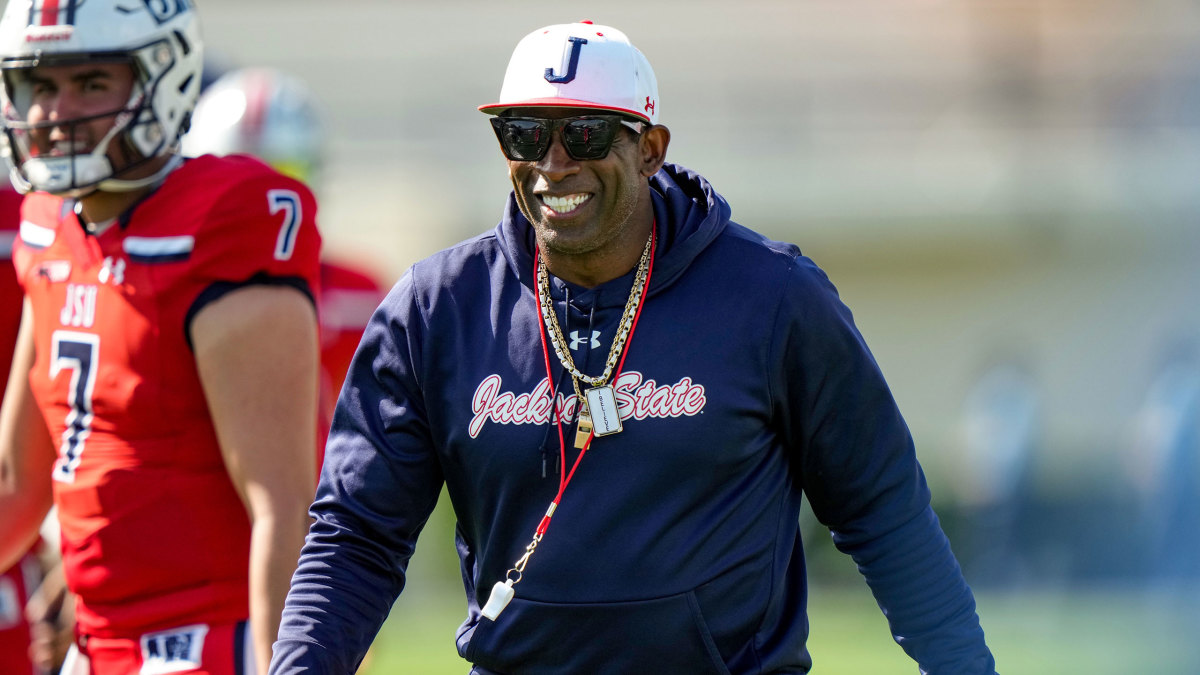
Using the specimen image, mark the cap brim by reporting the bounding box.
[478,98,651,124]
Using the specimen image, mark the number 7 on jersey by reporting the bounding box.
[268,189,302,261]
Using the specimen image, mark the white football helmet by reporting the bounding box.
[0,0,203,196]
[183,67,323,185]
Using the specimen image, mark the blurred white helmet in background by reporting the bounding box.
[0,0,203,196]
[184,67,324,185]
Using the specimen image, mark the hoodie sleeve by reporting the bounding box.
[773,256,997,675]
[270,269,445,675]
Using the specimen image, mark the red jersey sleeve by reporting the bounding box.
[183,167,322,330]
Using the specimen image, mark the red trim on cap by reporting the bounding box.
[478,98,651,124]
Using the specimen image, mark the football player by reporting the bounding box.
[183,67,388,453]
[0,2,322,674]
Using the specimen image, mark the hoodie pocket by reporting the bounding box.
[462,589,733,675]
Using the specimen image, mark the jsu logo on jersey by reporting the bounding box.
[139,624,208,675]
[59,283,97,328]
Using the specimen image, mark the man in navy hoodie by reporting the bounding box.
[271,21,998,675]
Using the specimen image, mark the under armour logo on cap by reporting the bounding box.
[479,21,661,125]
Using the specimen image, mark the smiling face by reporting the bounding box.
[502,106,669,286]
[23,61,136,164]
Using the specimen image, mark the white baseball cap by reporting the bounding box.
[479,21,659,124]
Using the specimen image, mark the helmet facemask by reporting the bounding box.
[1,37,195,197]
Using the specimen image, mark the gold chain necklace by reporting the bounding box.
[536,233,653,447]
[481,230,656,623]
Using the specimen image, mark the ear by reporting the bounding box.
[638,125,671,177]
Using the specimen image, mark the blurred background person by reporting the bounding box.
[184,66,389,449]
[1129,340,1200,584]
[955,357,1041,587]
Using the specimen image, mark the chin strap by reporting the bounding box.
[98,153,184,193]
[7,166,32,195]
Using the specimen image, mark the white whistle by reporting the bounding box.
[481,579,515,620]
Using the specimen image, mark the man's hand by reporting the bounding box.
[25,560,72,674]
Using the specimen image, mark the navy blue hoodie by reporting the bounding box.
[270,164,997,674]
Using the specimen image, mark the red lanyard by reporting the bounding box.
[482,227,658,621]
[531,226,656,537]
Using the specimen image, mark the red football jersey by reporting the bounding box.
[12,155,321,639]
[316,259,387,454]
[0,185,36,675]
[0,183,23,391]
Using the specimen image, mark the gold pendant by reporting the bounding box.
[574,412,594,449]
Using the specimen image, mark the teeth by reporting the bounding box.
[541,193,590,214]
[53,140,90,155]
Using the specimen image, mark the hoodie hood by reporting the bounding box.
[495,162,731,305]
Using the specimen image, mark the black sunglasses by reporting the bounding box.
[489,115,645,162]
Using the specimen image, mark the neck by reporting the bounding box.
[540,199,655,288]
[75,155,172,225]
[76,185,150,226]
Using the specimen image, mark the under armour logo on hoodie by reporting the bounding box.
[570,330,601,350]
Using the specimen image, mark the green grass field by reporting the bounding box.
[361,582,1200,674]
[356,494,1200,673]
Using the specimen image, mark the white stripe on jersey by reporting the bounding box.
[123,235,195,258]
[19,220,56,248]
